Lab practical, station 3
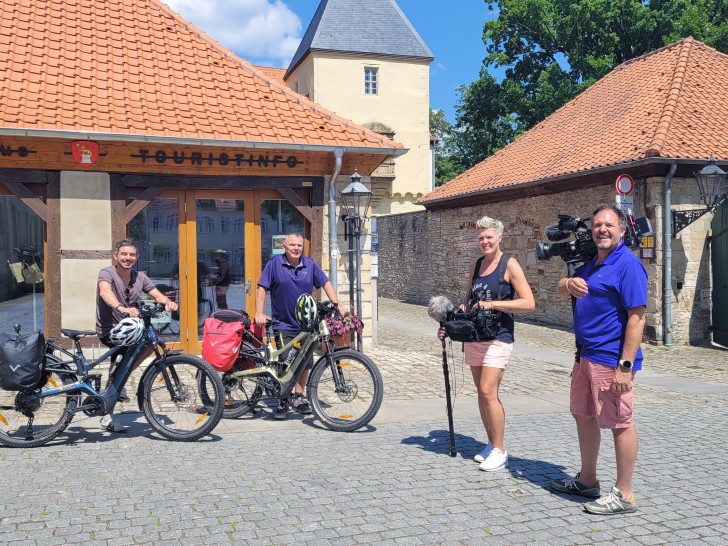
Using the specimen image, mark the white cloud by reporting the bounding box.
[163,0,302,67]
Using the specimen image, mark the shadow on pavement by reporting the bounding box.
[30,411,223,447]
[402,428,585,504]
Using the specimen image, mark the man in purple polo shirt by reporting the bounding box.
[550,204,647,515]
[254,233,338,419]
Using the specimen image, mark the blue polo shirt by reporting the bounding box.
[573,241,648,370]
[258,254,330,331]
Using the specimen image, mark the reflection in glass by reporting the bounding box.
[196,199,246,340]
[259,200,305,315]
[128,197,180,343]
[0,197,45,333]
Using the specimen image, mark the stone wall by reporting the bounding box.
[377,176,714,345]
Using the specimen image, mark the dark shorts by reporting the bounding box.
[275,329,318,370]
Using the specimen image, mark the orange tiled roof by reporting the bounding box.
[0,0,402,151]
[250,65,287,81]
[421,38,728,204]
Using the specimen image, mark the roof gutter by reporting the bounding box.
[329,148,344,291]
[420,156,708,207]
[663,160,679,347]
[0,127,408,157]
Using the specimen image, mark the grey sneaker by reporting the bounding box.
[584,486,637,515]
[292,394,312,414]
[274,402,288,420]
[550,473,601,498]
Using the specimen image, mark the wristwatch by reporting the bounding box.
[618,359,633,370]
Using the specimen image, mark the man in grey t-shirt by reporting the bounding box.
[96,238,177,432]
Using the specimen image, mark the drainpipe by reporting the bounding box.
[663,160,678,347]
[329,148,344,291]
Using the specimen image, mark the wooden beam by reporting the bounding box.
[125,186,164,223]
[45,172,61,338]
[277,187,313,222]
[3,181,47,221]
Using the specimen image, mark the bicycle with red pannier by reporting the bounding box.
[198,295,382,432]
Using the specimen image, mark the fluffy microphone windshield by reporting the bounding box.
[428,295,454,324]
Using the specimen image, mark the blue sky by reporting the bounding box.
[164,0,498,123]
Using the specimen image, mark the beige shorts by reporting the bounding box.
[464,340,514,369]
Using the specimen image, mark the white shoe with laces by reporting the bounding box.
[479,447,508,471]
[474,443,493,463]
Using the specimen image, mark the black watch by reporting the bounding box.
[618,359,633,370]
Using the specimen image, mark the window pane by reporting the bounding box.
[0,196,45,333]
[128,197,180,343]
[260,200,305,316]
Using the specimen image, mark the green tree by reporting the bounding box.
[430,108,463,186]
[447,0,728,173]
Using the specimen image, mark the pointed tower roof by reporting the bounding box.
[421,38,728,206]
[0,0,404,153]
[285,0,433,79]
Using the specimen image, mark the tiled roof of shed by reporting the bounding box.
[421,38,728,204]
[0,0,402,150]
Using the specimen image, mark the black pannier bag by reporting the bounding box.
[0,330,46,391]
[444,309,478,342]
[210,308,251,329]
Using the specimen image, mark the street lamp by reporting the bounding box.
[340,169,372,351]
[672,155,728,236]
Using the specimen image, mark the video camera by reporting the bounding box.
[535,211,652,265]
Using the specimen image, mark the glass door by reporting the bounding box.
[186,191,257,353]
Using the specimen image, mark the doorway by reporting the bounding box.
[129,189,306,353]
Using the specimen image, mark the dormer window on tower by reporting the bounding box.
[365,67,378,95]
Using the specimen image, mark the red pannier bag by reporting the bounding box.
[201,317,244,371]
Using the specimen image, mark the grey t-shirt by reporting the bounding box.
[96,266,155,338]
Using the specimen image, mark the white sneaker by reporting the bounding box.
[100,415,127,433]
[474,443,493,462]
[479,448,508,471]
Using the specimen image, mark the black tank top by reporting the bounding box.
[468,254,515,343]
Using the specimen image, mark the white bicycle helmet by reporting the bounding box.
[295,294,317,332]
[109,317,145,346]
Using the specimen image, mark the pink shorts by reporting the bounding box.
[570,357,635,429]
[464,340,513,369]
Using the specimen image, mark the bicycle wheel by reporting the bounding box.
[202,370,263,419]
[140,354,224,441]
[0,357,79,448]
[307,349,383,432]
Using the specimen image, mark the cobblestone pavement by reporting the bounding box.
[1,298,727,544]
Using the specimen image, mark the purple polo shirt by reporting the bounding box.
[573,241,648,370]
[257,254,329,331]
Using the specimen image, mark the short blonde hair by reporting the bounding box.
[475,216,504,237]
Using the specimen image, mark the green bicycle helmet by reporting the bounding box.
[295,293,317,331]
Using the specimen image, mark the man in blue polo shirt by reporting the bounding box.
[550,204,647,515]
[255,233,338,419]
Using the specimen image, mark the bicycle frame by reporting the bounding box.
[227,312,344,400]
[21,307,180,416]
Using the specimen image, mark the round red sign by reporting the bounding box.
[616,174,634,195]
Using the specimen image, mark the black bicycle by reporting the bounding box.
[0,304,225,447]
[199,300,383,432]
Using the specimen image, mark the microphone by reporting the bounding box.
[545,223,573,242]
[428,295,454,325]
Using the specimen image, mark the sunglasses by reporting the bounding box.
[124,286,132,306]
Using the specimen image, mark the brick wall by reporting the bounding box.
[377,176,713,345]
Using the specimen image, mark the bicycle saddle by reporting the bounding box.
[61,329,96,340]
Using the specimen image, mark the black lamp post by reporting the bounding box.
[672,155,728,236]
[340,169,372,351]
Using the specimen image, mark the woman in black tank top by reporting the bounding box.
[439,215,535,472]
